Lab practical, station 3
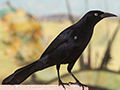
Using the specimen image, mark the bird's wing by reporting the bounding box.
[40,28,72,58]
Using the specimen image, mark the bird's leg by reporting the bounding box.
[67,63,87,90]
[69,72,87,88]
[56,65,69,89]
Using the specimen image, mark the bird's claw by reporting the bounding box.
[69,82,87,90]
[59,80,69,89]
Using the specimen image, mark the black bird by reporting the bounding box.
[2,10,117,89]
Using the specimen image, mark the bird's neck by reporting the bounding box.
[74,18,95,31]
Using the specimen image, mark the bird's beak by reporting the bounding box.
[101,12,117,18]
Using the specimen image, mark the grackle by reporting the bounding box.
[2,10,117,90]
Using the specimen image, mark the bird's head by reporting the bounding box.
[83,10,117,26]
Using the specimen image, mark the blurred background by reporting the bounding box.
[0,0,120,90]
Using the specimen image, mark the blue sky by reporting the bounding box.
[0,0,120,16]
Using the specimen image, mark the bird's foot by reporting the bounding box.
[69,81,87,90]
[58,80,69,89]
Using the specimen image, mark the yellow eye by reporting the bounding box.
[94,13,98,16]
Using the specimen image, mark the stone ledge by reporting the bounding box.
[0,85,88,90]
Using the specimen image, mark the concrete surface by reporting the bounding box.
[0,85,88,90]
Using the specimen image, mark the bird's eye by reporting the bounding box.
[94,13,98,17]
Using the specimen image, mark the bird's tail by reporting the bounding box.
[2,58,53,85]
